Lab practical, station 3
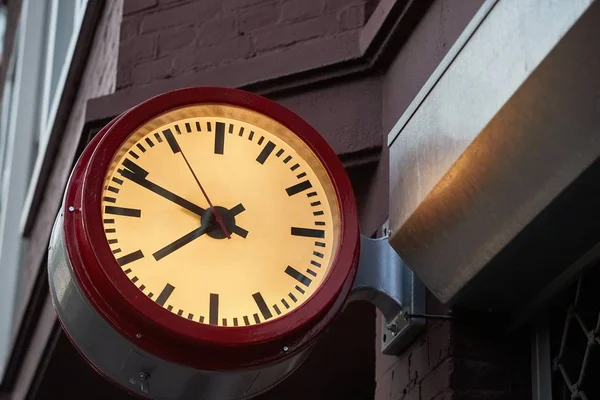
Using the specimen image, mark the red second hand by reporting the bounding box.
[174,139,231,239]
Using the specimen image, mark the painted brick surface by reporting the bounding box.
[116,0,370,90]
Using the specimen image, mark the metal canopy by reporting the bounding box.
[387,0,600,315]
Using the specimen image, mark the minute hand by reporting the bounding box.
[119,169,205,216]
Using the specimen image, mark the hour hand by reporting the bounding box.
[153,222,215,261]
[119,159,205,216]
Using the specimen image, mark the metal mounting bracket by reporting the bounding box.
[349,226,426,355]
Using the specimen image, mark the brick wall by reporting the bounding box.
[117,0,371,90]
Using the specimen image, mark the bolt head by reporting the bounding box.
[136,333,142,339]
[68,206,75,212]
[283,346,289,352]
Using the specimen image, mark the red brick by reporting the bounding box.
[410,340,429,383]
[120,16,140,42]
[452,359,509,392]
[326,0,359,12]
[281,0,324,22]
[223,0,272,10]
[198,15,238,46]
[124,0,158,15]
[159,0,192,5]
[173,36,253,74]
[405,385,421,400]
[252,14,338,53]
[141,1,220,33]
[421,359,453,400]
[390,360,410,400]
[432,389,455,400]
[132,57,173,85]
[338,3,365,30]
[116,66,132,90]
[158,25,196,55]
[118,35,156,65]
[375,366,393,400]
[238,1,281,33]
[429,321,452,368]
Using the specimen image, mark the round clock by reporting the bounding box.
[48,87,360,399]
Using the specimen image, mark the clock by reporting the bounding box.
[48,87,360,400]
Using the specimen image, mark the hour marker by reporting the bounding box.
[163,129,180,153]
[256,141,276,164]
[103,219,114,224]
[289,293,297,302]
[105,206,141,218]
[313,251,324,258]
[199,316,205,323]
[136,143,146,153]
[273,304,281,315]
[195,121,201,131]
[310,201,321,207]
[282,299,290,309]
[238,127,244,136]
[108,239,118,244]
[103,196,116,203]
[174,124,182,134]
[207,122,212,131]
[228,124,234,134]
[253,313,261,324]
[154,132,163,143]
[185,122,191,133]
[291,227,325,238]
[123,268,132,274]
[107,186,119,194]
[315,221,325,226]
[156,283,175,306]
[128,150,139,159]
[145,137,154,147]
[214,122,225,154]
[222,318,228,326]
[307,191,317,197]
[257,136,264,145]
[188,313,194,320]
[148,292,154,299]
[131,276,139,283]
[313,211,324,216]
[286,180,312,196]
[283,155,292,164]
[311,260,322,268]
[315,241,326,247]
[290,163,299,171]
[297,172,306,179]
[122,158,149,178]
[112,248,121,254]
[285,266,312,286]
[112,177,123,185]
[307,269,317,277]
[295,285,305,294]
[117,250,144,266]
[243,316,250,326]
[167,305,173,311]
[139,284,146,291]
[105,228,116,233]
[253,292,273,320]
[248,131,254,141]
[276,149,284,157]
[178,309,184,316]
[209,293,219,325]
[233,317,239,326]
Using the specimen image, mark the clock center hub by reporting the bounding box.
[202,206,237,239]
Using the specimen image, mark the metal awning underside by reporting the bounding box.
[387,0,600,319]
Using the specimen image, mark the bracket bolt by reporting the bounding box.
[129,372,150,394]
[136,333,143,339]
[283,346,289,352]
[387,323,398,335]
[68,206,75,212]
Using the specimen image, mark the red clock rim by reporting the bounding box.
[63,86,360,370]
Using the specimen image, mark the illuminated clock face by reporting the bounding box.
[100,104,341,327]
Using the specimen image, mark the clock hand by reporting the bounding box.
[119,168,205,216]
[152,219,216,261]
[170,136,231,239]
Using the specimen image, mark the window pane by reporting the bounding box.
[50,0,76,106]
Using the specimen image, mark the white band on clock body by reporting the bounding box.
[48,211,311,400]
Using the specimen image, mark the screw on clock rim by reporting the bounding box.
[62,86,360,371]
